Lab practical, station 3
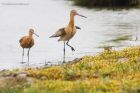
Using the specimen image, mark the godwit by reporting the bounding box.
[50,10,86,63]
[19,28,39,65]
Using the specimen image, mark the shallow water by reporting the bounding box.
[0,0,140,69]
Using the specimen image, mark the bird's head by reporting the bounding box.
[70,10,87,18]
[29,28,39,37]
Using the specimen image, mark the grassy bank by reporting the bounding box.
[72,0,140,7]
[0,46,140,93]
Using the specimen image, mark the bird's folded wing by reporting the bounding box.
[50,27,66,38]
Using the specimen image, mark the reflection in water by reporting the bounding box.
[0,0,140,69]
[98,12,140,48]
[1,3,29,6]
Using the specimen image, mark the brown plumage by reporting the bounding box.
[50,10,86,63]
[19,28,39,65]
[50,26,81,39]
[19,35,34,48]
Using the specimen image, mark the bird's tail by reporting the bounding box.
[49,34,58,38]
[76,26,81,30]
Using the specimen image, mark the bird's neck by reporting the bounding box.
[29,34,33,38]
[68,15,75,28]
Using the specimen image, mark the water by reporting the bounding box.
[0,0,140,70]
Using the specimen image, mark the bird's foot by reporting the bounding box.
[71,47,75,51]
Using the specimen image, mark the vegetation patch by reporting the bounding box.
[71,0,140,7]
[1,46,140,93]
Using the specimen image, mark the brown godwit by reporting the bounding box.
[19,28,39,65]
[50,10,86,63]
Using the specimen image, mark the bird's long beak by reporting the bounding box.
[77,13,87,18]
[33,33,39,37]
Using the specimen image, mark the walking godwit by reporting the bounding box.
[50,10,86,63]
[19,28,39,65]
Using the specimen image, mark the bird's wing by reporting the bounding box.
[50,27,66,38]
[75,26,81,30]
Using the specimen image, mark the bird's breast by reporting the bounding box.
[20,37,34,48]
[65,27,76,37]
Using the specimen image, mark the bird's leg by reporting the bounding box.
[22,48,24,63]
[27,48,30,66]
[63,41,66,63]
[66,40,75,51]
